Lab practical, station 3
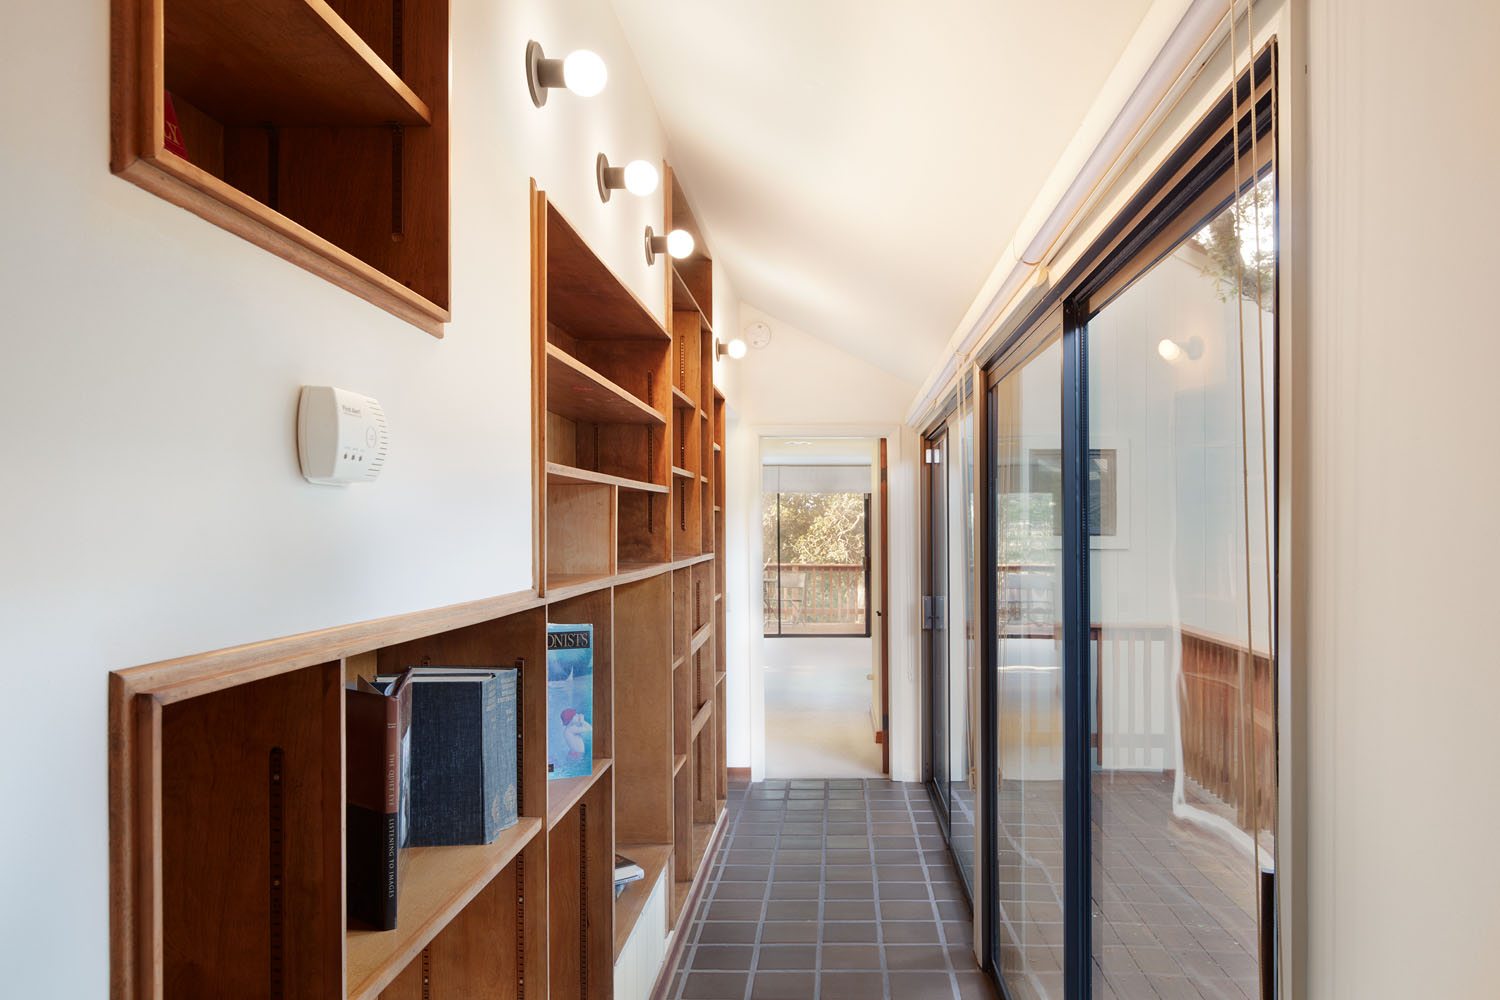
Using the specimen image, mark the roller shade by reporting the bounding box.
[762,464,872,494]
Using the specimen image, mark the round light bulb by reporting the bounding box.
[1157,338,1182,362]
[666,229,695,259]
[726,338,748,360]
[562,50,607,97]
[623,160,659,196]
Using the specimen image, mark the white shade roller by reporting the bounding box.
[762,464,872,494]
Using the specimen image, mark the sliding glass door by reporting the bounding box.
[924,405,981,893]
[979,45,1279,1000]
[987,317,1066,999]
[1085,172,1275,1000]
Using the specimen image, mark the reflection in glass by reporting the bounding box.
[1087,177,1275,999]
[991,325,1065,1000]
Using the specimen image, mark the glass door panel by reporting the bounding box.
[1085,177,1275,1000]
[926,430,951,831]
[947,404,977,890]
[990,321,1065,1000]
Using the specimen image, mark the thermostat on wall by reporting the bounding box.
[297,386,388,486]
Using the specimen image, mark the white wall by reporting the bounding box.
[719,304,923,780]
[1299,1,1500,996]
[0,0,719,993]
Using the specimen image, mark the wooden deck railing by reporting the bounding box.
[763,562,865,626]
[997,616,1274,838]
[1179,628,1275,836]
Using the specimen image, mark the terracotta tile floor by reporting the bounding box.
[667,779,997,1000]
[668,774,1259,1000]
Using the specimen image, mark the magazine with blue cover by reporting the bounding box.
[546,623,594,780]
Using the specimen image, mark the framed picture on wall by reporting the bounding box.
[1026,442,1129,549]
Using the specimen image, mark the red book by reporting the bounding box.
[162,93,188,159]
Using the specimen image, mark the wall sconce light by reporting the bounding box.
[597,154,658,202]
[644,226,695,264]
[1157,335,1204,363]
[525,41,607,107]
[716,338,748,360]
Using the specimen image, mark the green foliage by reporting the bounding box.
[763,491,867,565]
[1190,177,1275,307]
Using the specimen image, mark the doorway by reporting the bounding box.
[761,436,888,778]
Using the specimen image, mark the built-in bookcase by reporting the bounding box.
[532,171,729,974]
[109,178,728,1000]
[110,0,451,334]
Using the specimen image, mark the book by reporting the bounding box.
[546,624,594,780]
[162,92,188,160]
[344,670,413,931]
[614,852,645,886]
[615,852,646,900]
[378,667,519,846]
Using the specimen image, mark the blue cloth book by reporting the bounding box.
[546,623,594,780]
[380,667,519,846]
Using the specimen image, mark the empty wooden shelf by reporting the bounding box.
[546,345,666,427]
[163,0,431,126]
[111,0,452,334]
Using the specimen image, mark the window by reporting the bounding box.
[762,480,871,637]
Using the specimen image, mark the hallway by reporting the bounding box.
[667,778,995,1000]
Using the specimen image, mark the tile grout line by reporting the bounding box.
[909,784,962,1000]
[743,782,785,1000]
[814,780,828,1000]
[866,779,893,1000]
[676,786,739,1000]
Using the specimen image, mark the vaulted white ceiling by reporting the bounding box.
[610,0,1155,384]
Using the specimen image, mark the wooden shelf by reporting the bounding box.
[690,623,711,653]
[671,465,693,479]
[671,266,712,334]
[673,552,716,569]
[546,344,665,426]
[672,655,685,671]
[346,817,543,1000]
[613,843,672,958]
[546,563,675,602]
[699,409,709,422]
[547,757,613,830]
[690,702,712,739]
[547,462,666,494]
[692,821,714,870]
[713,442,722,453]
[125,153,451,334]
[164,0,431,126]
[716,671,727,686]
[548,205,670,342]
[673,753,688,775]
[714,591,722,600]
[671,386,696,410]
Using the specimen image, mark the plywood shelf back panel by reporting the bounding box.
[164,0,431,126]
